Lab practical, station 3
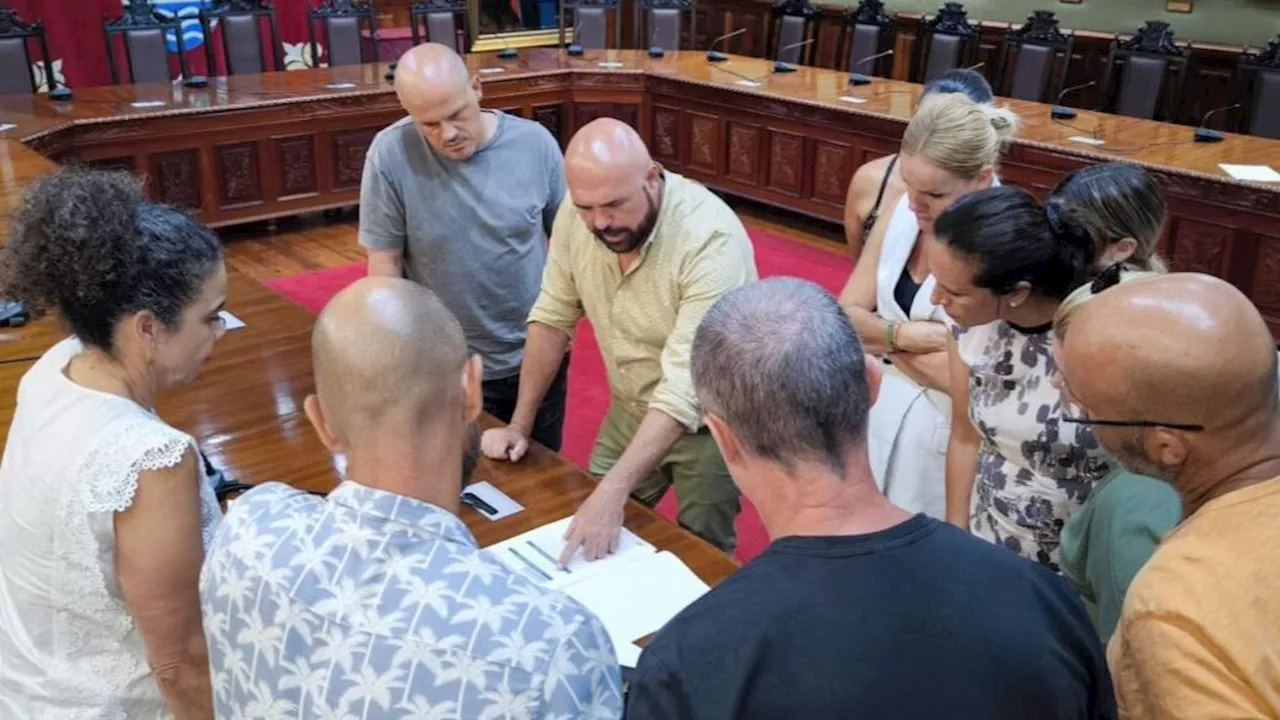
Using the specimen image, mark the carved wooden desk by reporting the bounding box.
[0,47,1277,336]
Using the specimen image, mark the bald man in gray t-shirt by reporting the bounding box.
[360,44,568,450]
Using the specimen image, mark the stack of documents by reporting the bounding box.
[486,517,710,666]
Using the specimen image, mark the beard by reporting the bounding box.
[591,188,660,255]
[461,421,481,487]
[1110,435,1177,483]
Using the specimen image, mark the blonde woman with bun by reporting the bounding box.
[838,91,1017,520]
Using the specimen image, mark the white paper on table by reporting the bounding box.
[487,516,655,586]
[1219,164,1280,182]
[735,79,761,87]
[0,123,14,132]
[598,61,624,68]
[325,82,357,89]
[462,481,524,521]
[558,551,709,667]
[478,67,506,74]
[838,95,867,104]
[219,310,245,330]
[130,100,166,108]
[1067,135,1106,146]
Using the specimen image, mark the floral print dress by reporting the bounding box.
[956,320,1112,571]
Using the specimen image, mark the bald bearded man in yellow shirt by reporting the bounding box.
[481,118,758,564]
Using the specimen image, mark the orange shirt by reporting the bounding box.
[1108,477,1280,719]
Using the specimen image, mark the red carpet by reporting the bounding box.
[265,227,853,562]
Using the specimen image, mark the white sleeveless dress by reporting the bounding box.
[866,195,952,518]
[0,338,222,719]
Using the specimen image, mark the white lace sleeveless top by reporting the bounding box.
[0,338,222,719]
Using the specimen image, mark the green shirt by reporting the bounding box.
[1059,470,1181,643]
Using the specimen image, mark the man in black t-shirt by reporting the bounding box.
[625,278,1115,720]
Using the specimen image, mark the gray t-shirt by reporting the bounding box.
[358,112,565,380]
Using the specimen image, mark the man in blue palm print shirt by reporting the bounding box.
[200,278,621,719]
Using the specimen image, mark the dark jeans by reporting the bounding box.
[482,354,569,453]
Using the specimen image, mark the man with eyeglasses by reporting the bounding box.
[1055,273,1280,719]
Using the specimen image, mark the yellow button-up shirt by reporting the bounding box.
[528,172,758,431]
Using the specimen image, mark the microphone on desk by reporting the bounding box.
[648,23,665,58]
[46,72,72,101]
[706,27,746,62]
[498,37,519,60]
[772,39,814,73]
[1193,103,1241,143]
[848,49,894,85]
[1050,80,1097,120]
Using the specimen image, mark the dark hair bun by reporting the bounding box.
[0,166,222,350]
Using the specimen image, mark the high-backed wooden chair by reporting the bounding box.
[200,0,284,75]
[997,10,1072,103]
[1233,35,1280,140]
[913,2,978,84]
[104,1,189,85]
[837,0,894,76]
[0,8,55,95]
[309,0,378,67]
[409,0,469,54]
[769,0,818,66]
[559,0,621,50]
[634,0,695,52]
[1102,20,1190,121]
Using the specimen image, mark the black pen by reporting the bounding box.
[461,491,498,515]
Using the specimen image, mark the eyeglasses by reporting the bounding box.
[1059,396,1204,432]
[1060,415,1205,432]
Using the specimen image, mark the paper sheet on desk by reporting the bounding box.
[1220,164,1280,182]
[485,517,709,667]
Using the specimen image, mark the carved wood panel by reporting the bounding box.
[89,156,136,173]
[574,103,607,131]
[726,122,762,185]
[652,105,681,165]
[1252,234,1280,314]
[687,112,721,175]
[767,130,805,197]
[533,104,565,146]
[331,129,379,191]
[276,136,317,198]
[611,104,639,130]
[811,139,854,205]
[150,150,201,209]
[215,142,262,208]
[1164,216,1233,276]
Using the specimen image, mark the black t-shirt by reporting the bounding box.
[625,515,1115,720]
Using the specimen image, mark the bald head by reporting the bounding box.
[311,277,468,444]
[564,119,662,254]
[394,43,487,160]
[1061,273,1278,432]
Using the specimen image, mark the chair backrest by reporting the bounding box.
[839,0,892,75]
[771,0,818,65]
[200,1,284,76]
[1235,37,1280,140]
[104,1,188,85]
[560,0,621,50]
[0,9,53,95]
[634,0,694,51]
[1105,21,1188,121]
[309,0,377,67]
[915,2,977,83]
[999,10,1072,102]
[409,0,468,53]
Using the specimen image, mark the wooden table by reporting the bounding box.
[0,48,1276,336]
[0,270,740,588]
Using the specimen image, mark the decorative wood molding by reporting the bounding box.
[844,0,890,28]
[310,0,375,17]
[636,0,695,10]
[924,2,975,36]
[1118,20,1182,56]
[411,0,467,12]
[1007,11,1067,46]
[772,0,817,21]
[0,8,42,36]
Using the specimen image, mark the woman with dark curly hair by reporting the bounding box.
[0,168,225,718]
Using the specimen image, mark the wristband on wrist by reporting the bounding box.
[886,321,900,353]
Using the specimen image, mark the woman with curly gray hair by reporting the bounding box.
[0,168,225,718]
